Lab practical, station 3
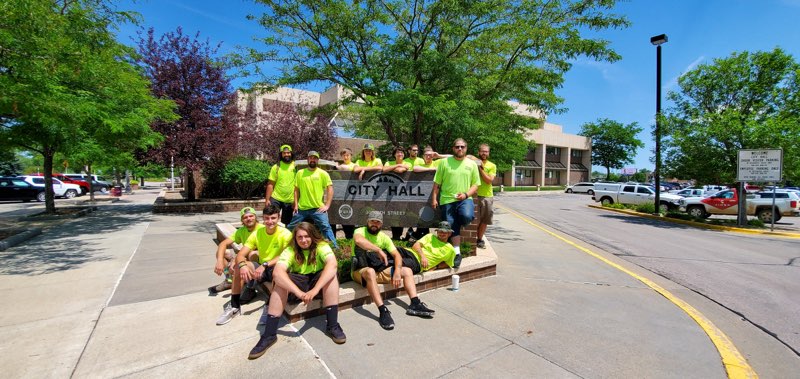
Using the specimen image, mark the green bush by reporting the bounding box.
[747,219,765,227]
[218,157,271,199]
[635,202,656,214]
[129,179,139,186]
[602,202,627,209]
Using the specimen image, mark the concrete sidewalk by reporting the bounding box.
[0,189,736,378]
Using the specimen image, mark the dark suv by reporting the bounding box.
[0,177,44,202]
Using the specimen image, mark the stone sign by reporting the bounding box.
[327,170,440,227]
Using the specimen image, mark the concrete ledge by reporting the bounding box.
[0,228,43,251]
[153,189,263,214]
[215,223,497,322]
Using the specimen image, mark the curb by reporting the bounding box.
[588,204,800,238]
[21,206,98,221]
[0,228,43,251]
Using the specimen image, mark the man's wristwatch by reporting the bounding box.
[262,262,269,267]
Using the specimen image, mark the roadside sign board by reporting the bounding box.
[737,149,782,182]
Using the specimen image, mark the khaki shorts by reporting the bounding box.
[476,196,494,224]
[352,267,393,287]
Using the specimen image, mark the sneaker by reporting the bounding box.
[208,280,231,294]
[476,239,486,249]
[248,334,277,360]
[406,302,434,318]
[453,254,463,269]
[240,286,258,304]
[379,309,395,330]
[215,305,240,325]
[416,301,435,314]
[326,323,347,344]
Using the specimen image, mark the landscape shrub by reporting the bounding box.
[218,157,271,199]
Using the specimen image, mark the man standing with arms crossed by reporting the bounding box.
[475,144,496,249]
[287,151,338,248]
[265,144,296,226]
[431,138,479,268]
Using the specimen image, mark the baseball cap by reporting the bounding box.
[240,207,257,217]
[436,221,453,233]
[363,143,375,150]
[307,150,320,158]
[280,144,292,152]
[367,211,383,223]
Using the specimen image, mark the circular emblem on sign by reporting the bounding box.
[419,206,435,222]
[338,204,353,220]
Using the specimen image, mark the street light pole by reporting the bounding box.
[651,34,668,215]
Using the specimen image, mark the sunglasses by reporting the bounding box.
[454,145,466,149]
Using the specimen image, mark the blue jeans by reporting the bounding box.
[287,209,338,248]
[440,199,475,237]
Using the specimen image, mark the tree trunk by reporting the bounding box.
[87,164,95,202]
[605,166,611,180]
[43,148,56,213]
[186,170,196,201]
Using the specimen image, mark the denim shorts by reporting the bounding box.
[440,199,475,236]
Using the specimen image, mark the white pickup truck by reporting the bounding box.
[679,189,800,222]
[592,183,683,213]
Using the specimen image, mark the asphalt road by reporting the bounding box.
[495,191,800,375]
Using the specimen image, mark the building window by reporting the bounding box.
[571,150,583,158]
[545,170,560,179]
[546,146,561,155]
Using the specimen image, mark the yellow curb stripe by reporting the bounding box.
[497,204,758,379]
[587,205,800,238]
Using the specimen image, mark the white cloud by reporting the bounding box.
[572,58,616,82]
[664,55,705,92]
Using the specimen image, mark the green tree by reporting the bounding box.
[663,48,800,184]
[243,0,628,166]
[579,118,644,179]
[0,0,174,212]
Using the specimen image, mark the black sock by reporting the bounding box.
[325,305,339,328]
[411,297,420,306]
[378,304,388,313]
[264,314,280,337]
[231,294,241,309]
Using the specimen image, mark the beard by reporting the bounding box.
[454,150,466,158]
[367,225,381,234]
[307,161,317,168]
[281,155,292,163]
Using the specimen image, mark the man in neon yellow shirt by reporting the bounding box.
[476,144,496,249]
[265,144,296,226]
[287,151,338,248]
[383,146,412,240]
[411,221,457,271]
[336,148,356,239]
[209,207,263,295]
[404,144,425,168]
[351,211,434,330]
[432,138,479,268]
[216,205,291,325]
[355,143,383,180]
[248,222,345,359]
[413,146,441,172]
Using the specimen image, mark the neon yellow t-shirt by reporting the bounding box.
[268,161,296,203]
[278,242,334,274]
[356,158,382,167]
[244,225,293,264]
[433,157,480,205]
[477,160,497,198]
[294,168,332,210]
[417,159,441,169]
[351,226,396,252]
[339,162,355,171]
[404,157,425,168]
[413,233,455,271]
[233,224,264,244]
[384,159,412,169]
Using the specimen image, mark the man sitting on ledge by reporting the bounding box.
[209,207,263,295]
[352,211,435,331]
[411,221,457,272]
[216,204,292,325]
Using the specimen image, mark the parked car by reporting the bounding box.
[565,182,595,195]
[20,176,82,199]
[669,188,716,198]
[0,177,45,202]
[593,183,683,213]
[63,174,111,193]
[52,173,90,195]
[679,189,799,222]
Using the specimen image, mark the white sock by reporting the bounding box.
[454,246,461,256]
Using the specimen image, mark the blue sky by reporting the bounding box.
[115,0,800,173]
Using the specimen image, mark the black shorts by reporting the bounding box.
[286,271,324,303]
[258,264,275,283]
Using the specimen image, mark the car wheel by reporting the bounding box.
[64,189,78,199]
[687,205,706,219]
[600,197,613,206]
[566,188,573,193]
[37,191,46,202]
[757,208,775,223]
[100,187,109,194]
[658,203,669,214]
[587,189,594,195]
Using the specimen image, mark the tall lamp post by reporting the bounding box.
[651,33,668,214]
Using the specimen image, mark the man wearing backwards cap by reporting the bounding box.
[351,211,434,330]
[286,150,338,248]
[410,221,457,272]
[209,207,264,295]
[265,144,296,226]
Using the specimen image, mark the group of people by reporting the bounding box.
[209,139,496,359]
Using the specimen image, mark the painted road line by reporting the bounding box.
[497,204,758,379]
